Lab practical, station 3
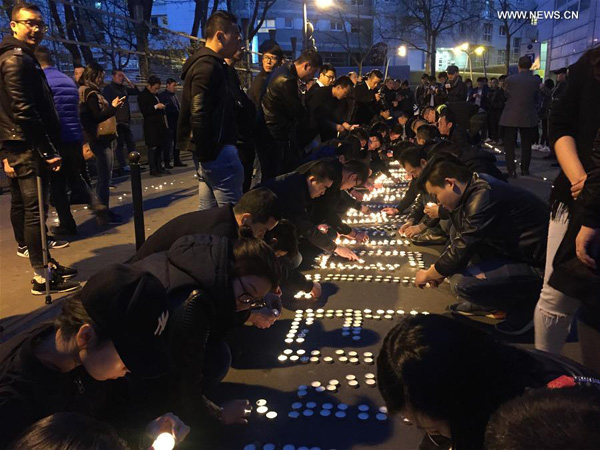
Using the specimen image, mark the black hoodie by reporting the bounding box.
[176,46,237,162]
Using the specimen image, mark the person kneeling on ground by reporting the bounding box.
[132,234,281,429]
[414,159,549,335]
[0,264,189,448]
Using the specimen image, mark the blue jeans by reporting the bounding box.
[90,140,114,207]
[450,258,543,325]
[197,145,243,210]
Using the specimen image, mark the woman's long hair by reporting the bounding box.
[377,314,544,450]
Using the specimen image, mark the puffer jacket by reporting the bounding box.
[261,62,305,142]
[44,66,83,143]
[434,173,549,277]
[0,35,60,159]
[177,46,237,162]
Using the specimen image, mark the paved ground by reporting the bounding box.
[0,146,582,449]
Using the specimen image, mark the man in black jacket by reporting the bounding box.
[138,76,168,176]
[306,75,354,142]
[415,159,549,335]
[258,160,359,261]
[0,2,80,294]
[261,49,322,177]
[248,44,284,108]
[102,69,140,173]
[130,187,281,262]
[178,11,243,210]
[352,69,383,125]
[158,78,186,168]
[445,65,468,102]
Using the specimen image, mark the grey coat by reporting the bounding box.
[499,71,540,128]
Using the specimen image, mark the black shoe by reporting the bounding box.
[495,319,534,336]
[108,212,125,225]
[47,239,69,249]
[140,166,147,172]
[449,301,506,320]
[164,164,174,169]
[31,274,81,295]
[521,170,531,176]
[159,168,171,175]
[174,161,188,167]
[49,258,78,279]
[51,224,77,236]
[410,230,447,246]
[109,184,117,190]
[150,171,162,177]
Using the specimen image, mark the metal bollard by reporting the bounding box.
[129,151,145,250]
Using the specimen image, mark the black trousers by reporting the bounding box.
[50,141,91,229]
[7,149,51,269]
[237,140,256,192]
[147,145,163,173]
[503,126,537,173]
[114,123,136,168]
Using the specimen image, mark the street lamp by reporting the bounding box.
[385,45,407,79]
[474,46,487,78]
[303,0,334,50]
[454,42,473,80]
[397,45,407,57]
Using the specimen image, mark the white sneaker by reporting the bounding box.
[531,144,541,150]
[538,145,551,153]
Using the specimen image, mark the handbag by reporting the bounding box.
[79,86,117,139]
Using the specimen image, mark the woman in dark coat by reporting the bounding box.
[78,62,125,224]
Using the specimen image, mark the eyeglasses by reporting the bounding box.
[15,20,48,32]
[236,278,266,308]
[324,74,336,80]
[263,55,279,63]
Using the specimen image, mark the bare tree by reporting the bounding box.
[319,3,377,76]
[378,0,481,77]
[128,0,153,78]
[246,0,277,41]
[493,0,537,74]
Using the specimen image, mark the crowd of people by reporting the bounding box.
[1,4,599,450]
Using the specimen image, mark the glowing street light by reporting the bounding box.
[474,46,485,56]
[316,0,334,8]
[459,42,469,51]
[397,45,407,57]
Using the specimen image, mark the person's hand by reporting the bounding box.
[2,159,15,178]
[263,291,282,315]
[375,93,382,101]
[310,281,322,299]
[112,96,125,108]
[317,224,330,234]
[45,156,62,172]
[571,175,587,200]
[334,246,359,261]
[405,223,426,238]
[398,221,413,235]
[220,399,251,425]
[576,225,599,270]
[146,412,190,443]
[351,190,365,201]
[352,230,369,243]
[248,308,277,329]
[360,204,372,215]
[156,102,166,110]
[383,207,399,216]
[424,203,439,219]
[336,124,345,133]
[415,266,445,289]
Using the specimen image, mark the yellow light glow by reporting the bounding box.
[459,43,469,51]
[151,433,175,450]
[316,0,334,9]
[397,45,407,57]
[474,46,485,56]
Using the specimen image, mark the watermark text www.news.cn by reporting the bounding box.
[497,10,580,20]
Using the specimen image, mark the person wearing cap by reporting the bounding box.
[159,78,186,168]
[132,234,281,428]
[445,65,468,102]
[499,56,540,177]
[0,263,190,448]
